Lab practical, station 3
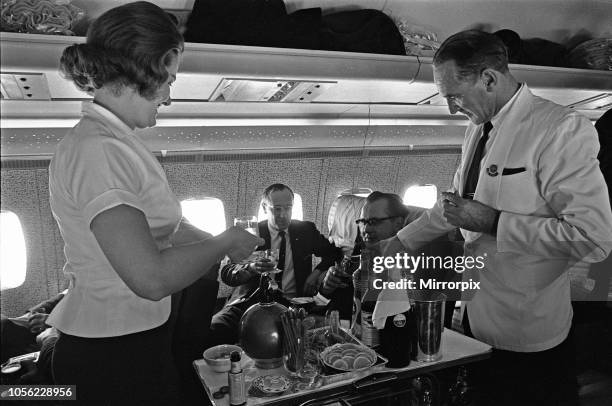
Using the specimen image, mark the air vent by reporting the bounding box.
[0,73,51,100]
[210,78,336,102]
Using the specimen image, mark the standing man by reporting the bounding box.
[209,183,344,345]
[379,30,612,405]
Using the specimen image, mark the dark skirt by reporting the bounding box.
[52,321,179,406]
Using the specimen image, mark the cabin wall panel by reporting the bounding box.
[0,169,57,317]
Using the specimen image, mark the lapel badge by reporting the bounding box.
[487,164,498,177]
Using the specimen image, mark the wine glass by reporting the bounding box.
[264,248,282,274]
[234,216,258,236]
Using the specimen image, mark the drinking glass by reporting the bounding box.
[264,248,282,274]
[234,216,258,236]
[282,333,304,378]
[299,316,320,387]
[298,361,319,387]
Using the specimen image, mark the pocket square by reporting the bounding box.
[502,167,526,175]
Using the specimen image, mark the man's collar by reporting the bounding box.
[490,83,525,129]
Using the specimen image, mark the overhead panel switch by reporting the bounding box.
[0,73,51,100]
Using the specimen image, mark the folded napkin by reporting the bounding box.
[372,287,411,330]
[313,292,330,306]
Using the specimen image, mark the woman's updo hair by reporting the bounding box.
[60,1,184,100]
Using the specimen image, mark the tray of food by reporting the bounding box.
[306,326,388,386]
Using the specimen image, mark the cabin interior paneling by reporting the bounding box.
[0,145,460,316]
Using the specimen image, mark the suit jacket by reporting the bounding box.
[397,84,612,352]
[222,220,343,303]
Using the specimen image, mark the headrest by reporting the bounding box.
[328,194,367,250]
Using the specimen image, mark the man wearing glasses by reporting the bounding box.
[354,192,421,247]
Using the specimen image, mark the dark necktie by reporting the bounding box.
[275,231,286,288]
[463,121,493,199]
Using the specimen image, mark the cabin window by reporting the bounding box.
[403,184,438,208]
[181,198,227,236]
[258,193,303,221]
[0,210,27,290]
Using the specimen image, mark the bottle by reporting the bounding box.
[239,274,288,369]
[326,255,358,321]
[351,258,364,339]
[379,309,412,368]
[358,250,380,349]
[228,350,246,406]
[325,309,343,346]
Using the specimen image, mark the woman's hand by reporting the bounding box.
[91,204,264,301]
[222,227,265,263]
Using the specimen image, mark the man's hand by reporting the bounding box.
[320,266,350,296]
[27,312,49,334]
[441,192,499,234]
[248,258,275,274]
[303,270,322,296]
[231,258,274,284]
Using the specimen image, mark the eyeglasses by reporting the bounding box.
[267,205,293,214]
[355,216,401,226]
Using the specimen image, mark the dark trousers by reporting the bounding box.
[205,301,252,348]
[52,321,180,406]
[463,311,579,406]
[0,316,38,363]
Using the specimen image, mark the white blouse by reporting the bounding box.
[47,102,182,338]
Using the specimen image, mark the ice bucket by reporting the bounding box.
[410,290,446,362]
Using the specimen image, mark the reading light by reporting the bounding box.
[340,188,373,198]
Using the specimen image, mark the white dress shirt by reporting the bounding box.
[268,223,297,298]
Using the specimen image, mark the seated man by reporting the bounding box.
[347,191,459,326]
[1,290,66,363]
[209,183,344,346]
[1,290,66,383]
